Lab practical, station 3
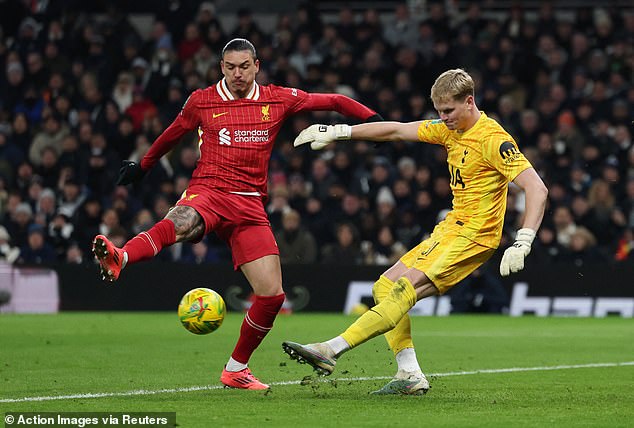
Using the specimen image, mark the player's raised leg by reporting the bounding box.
[92,206,201,282]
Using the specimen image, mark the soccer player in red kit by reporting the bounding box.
[92,38,381,390]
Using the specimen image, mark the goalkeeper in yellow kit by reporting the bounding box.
[282,69,548,395]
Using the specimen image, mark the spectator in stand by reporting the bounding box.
[177,23,203,62]
[364,225,407,266]
[0,225,20,263]
[4,202,33,249]
[125,87,157,131]
[18,223,56,264]
[4,62,26,113]
[553,205,578,248]
[112,72,134,113]
[560,226,606,266]
[289,33,323,79]
[532,223,565,265]
[181,238,221,264]
[0,131,24,176]
[274,209,318,264]
[48,212,73,260]
[450,263,509,314]
[65,242,84,264]
[585,178,627,249]
[321,222,363,265]
[383,2,418,48]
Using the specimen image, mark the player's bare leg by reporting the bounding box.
[165,206,206,242]
[93,206,202,282]
[221,254,285,390]
[240,254,284,296]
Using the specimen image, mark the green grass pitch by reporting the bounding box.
[1,312,633,427]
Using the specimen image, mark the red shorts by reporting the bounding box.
[175,184,278,269]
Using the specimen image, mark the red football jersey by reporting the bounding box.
[178,80,309,196]
[141,78,377,197]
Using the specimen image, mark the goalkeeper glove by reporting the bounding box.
[499,228,536,277]
[293,124,352,150]
[116,160,146,185]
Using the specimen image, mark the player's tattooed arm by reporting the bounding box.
[166,206,206,242]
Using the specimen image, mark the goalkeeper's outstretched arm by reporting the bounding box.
[294,121,423,150]
[350,120,422,142]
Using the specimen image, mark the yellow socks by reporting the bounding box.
[372,275,415,355]
[340,277,417,349]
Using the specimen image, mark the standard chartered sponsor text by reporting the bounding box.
[234,129,269,143]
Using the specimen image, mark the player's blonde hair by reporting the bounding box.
[430,69,474,103]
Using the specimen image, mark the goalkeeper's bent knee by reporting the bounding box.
[372,275,393,304]
[341,277,417,348]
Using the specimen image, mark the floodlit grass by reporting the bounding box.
[1,313,633,427]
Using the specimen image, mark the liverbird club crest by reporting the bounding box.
[261,104,270,121]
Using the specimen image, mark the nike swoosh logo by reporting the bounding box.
[213,112,228,119]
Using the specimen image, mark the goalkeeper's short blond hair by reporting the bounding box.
[430,69,474,104]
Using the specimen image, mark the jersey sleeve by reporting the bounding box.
[417,119,449,145]
[140,90,201,170]
[482,134,533,182]
[274,86,378,120]
[178,89,203,130]
[273,85,311,115]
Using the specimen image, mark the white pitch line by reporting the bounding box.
[1,361,633,403]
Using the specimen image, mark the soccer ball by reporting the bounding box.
[178,288,226,335]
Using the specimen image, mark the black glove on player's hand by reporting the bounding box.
[116,160,146,185]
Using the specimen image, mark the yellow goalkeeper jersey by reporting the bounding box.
[417,112,532,249]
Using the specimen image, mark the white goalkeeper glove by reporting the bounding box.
[293,124,352,150]
[499,228,536,277]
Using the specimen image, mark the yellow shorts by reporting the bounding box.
[400,220,496,294]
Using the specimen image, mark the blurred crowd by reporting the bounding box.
[0,0,633,269]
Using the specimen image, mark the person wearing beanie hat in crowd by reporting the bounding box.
[18,223,56,264]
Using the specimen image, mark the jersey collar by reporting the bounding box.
[216,78,260,101]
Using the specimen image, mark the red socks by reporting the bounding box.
[122,219,284,366]
[122,219,176,264]
[231,293,286,364]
